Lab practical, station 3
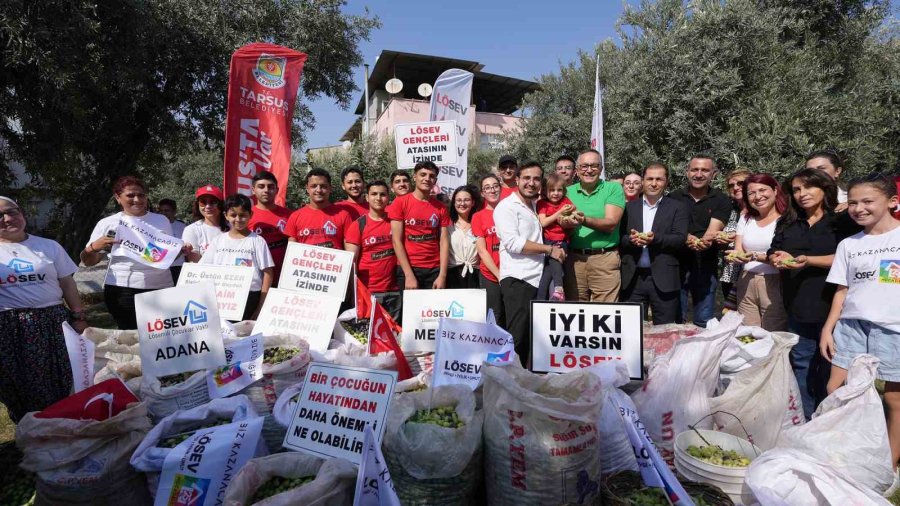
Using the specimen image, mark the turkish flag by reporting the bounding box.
[368,298,412,381]
[356,277,373,319]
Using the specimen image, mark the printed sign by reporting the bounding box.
[353,425,401,506]
[177,264,253,321]
[279,242,354,299]
[608,393,693,502]
[155,417,265,506]
[251,287,342,352]
[62,322,95,393]
[400,289,487,353]
[135,283,226,377]
[429,69,474,195]
[531,301,643,380]
[111,215,184,269]
[394,120,458,169]
[432,317,516,390]
[206,334,264,398]
[283,363,397,465]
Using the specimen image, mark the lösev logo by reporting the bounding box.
[167,474,210,506]
[141,242,169,263]
[184,300,208,325]
[253,54,286,89]
[881,260,900,283]
[7,258,34,273]
[421,300,465,319]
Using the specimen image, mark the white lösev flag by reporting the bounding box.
[353,425,401,506]
[429,68,474,195]
[111,215,184,269]
[589,54,606,181]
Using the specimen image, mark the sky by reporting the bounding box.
[304,0,633,150]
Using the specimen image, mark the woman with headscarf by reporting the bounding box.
[1,196,84,421]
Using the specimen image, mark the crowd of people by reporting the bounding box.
[2,148,900,462]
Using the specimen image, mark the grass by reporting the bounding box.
[0,406,12,445]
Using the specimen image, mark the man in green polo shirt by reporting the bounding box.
[564,149,626,301]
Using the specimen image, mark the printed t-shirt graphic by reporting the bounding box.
[248,205,292,277]
[386,193,450,269]
[345,216,397,293]
[284,205,353,249]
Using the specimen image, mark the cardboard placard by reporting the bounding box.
[400,289,487,353]
[135,283,226,377]
[282,363,397,464]
[177,264,253,321]
[432,317,516,390]
[531,301,643,380]
[279,242,354,299]
[394,120,458,169]
[251,287,341,352]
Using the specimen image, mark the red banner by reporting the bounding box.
[223,43,307,206]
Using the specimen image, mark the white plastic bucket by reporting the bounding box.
[674,429,761,505]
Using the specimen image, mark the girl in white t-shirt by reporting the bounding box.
[200,194,274,320]
[821,175,900,473]
[183,184,228,262]
[726,174,788,330]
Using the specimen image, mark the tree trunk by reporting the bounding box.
[59,184,115,260]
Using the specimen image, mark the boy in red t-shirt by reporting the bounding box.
[345,180,400,320]
[248,170,293,285]
[537,172,576,300]
[285,168,352,249]
[386,161,450,293]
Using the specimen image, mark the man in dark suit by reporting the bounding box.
[619,162,688,323]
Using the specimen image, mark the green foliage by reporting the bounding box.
[0,0,379,254]
[511,0,900,189]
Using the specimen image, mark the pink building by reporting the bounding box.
[336,50,539,150]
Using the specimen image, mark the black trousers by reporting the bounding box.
[447,265,480,289]
[480,273,505,328]
[396,266,441,291]
[622,269,680,325]
[396,266,441,321]
[241,290,261,321]
[373,291,402,322]
[104,284,156,330]
[500,277,537,367]
[169,265,183,285]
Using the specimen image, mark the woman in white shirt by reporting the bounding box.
[1,196,85,421]
[182,185,228,262]
[446,185,481,289]
[727,173,789,330]
[81,176,174,329]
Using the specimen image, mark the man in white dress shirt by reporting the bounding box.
[494,161,567,365]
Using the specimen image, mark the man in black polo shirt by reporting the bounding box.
[668,154,732,327]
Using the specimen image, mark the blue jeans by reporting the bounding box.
[680,262,717,327]
[788,318,827,420]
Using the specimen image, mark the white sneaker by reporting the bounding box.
[883,468,900,497]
